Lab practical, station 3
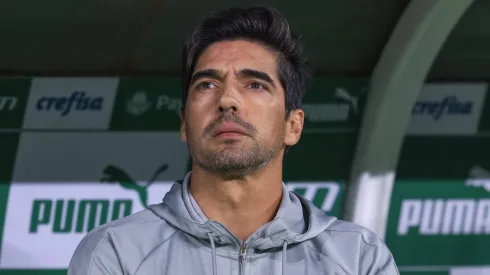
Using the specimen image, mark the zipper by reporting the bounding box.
[210,221,259,275]
[210,221,242,247]
[239,244,247,275]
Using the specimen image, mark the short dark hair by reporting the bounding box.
[181,6,312,118]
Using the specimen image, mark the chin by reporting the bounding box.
[213,141,250,151]
[215,150,248,160]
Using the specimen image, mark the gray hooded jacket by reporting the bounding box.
[68,172,399,275]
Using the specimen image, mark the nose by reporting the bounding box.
[218,84,240,113]
[219,104,237,112]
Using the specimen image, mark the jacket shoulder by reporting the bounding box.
[313,220,400,275]
[67,207,178,275]
[325,220,384,244]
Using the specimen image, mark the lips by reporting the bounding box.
[212,122,247,137]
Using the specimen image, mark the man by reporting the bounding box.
[68,6,399,275]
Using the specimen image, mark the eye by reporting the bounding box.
[247,82,266,90]
[196,81,217,90]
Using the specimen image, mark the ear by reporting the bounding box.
[284,109,304,146]
[180,108,187,142]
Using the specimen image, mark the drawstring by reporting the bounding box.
[207,233,217,275]
[282,240,288,275]
[303,243,309,275]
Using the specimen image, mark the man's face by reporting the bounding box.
[181,40,304,177]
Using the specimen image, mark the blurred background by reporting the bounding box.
[0,0,489,274]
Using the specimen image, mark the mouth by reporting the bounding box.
[212,122,248,138]
[216,132,246,138]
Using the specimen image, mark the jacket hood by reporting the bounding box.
[149,172,337,252]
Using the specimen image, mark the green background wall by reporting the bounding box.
[0,77,488,275]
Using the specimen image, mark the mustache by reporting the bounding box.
[204,112,257,136]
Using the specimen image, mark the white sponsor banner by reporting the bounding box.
[407,83,487,135]
[22,77,119,129]
[0,183,173,269]
[1,132,190,268]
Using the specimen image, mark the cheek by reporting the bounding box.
[248,92,274,107]
[186,96,215,125]
[183,111,202,138]
[259,115,286,141]
[186,98,209,120]
[247,100,285,134]
[189,90,217,109]
[186,118,202,138]
[247,95,282,120]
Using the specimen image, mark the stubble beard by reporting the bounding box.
[189,134,284,179]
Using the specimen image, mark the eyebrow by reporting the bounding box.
[237,69,276,88]
[189,68,276,88]
[189,69,222,87]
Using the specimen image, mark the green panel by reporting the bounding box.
[387,180,490,266]
[392,134,490,269]
[477,85,490,132]
[110,77,182,131]
[282,133,355,217]
[0,78,31,129]
[283,133,358,181]
[288,182,345,217]
[397,136,490,180]
[0,133,19,182]
[302,77,368,131]
[400,272,448,275]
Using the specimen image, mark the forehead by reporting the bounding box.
[194,40,280,78]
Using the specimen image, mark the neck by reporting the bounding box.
[189,155,284,241]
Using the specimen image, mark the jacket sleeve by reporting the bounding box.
[359,235,400,275]
[67,230,124,275]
